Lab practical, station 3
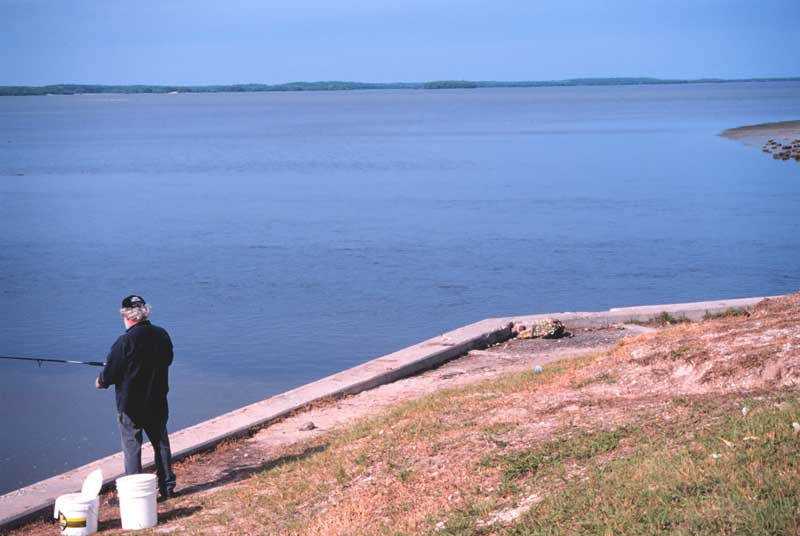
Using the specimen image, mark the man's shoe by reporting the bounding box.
[158,489,176,503]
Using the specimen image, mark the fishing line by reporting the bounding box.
[0,355,105,367]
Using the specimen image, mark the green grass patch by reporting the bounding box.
[334,465,349,485]
[574,372,618,388]
[703,307,751,320]
[501,428,631,483]
[628,312,692,327]
[429,396,800,536]
[668,345,704,360]
[431,500,498,536]
[499,398,800,535]
[398,467,413,483]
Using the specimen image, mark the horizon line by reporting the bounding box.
[2,76,799,96]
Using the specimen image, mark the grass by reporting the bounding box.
[103,353,798,535]
[500,428,630,483]
[703,307,751,320]
[628,311,693,327]
[574,372,617,388]
[435,396,800,536]
[334,465,349,485]
[162,356,597,535]
[668,345,704,360]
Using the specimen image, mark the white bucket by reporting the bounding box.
[116,474,158,530]
[54,469,103,536]
[54,494,99,536]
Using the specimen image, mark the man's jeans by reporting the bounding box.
[117,412,176,494]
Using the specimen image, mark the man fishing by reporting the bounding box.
[96,295,177,501]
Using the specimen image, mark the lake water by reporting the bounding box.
[1,82,799,494]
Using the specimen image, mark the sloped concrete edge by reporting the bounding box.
[163,318,514,462]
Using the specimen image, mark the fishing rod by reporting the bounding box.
[0,355,105,367]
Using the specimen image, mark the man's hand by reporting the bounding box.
[95,377,102,389]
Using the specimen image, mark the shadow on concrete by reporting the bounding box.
[176,443,328,497]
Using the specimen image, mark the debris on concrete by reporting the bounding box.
[515,319,566,339]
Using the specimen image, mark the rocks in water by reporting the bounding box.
[762,138,800,163]
[515,319,566,339]
[761,139,800,162]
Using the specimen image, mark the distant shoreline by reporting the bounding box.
[1,76,799,97]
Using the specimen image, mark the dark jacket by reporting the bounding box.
[98,320,174,425]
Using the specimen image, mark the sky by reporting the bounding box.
[1,0,799,86]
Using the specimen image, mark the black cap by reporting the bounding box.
[122,295,146,308]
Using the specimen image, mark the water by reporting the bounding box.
[1,82,799,494]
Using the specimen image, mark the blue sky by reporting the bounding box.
[1,0,799,85]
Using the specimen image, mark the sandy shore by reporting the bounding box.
[720,119,800,146]
[720,119,800,162]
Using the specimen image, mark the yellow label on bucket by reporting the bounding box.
[58,511,87,530]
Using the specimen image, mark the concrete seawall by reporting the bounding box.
[0,294,774,530]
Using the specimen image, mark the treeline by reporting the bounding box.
[2,77,798,96]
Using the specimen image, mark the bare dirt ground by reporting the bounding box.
[10,293,800,535]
